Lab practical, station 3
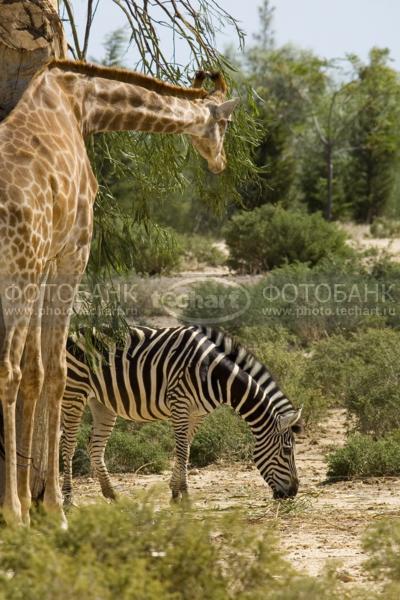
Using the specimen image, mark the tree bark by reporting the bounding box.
[0,0,66,501]
[325,142,334,221]
[0,0,65,120]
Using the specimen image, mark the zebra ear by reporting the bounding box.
[276,409,302,433]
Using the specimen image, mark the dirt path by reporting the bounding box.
[342,223,400,261]
[72,408,400,586]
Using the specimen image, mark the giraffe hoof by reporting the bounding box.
[43,501,69,529]
[21,511,31,527]
[2,506,23,528]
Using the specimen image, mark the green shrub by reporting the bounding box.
[370,216,400,238]
[305,329,400,436]
[105,421,175,474]
[71,422,92,475]
[0,499,348,600]
[224,205,353,273]
[130,225,182,275]
[355,517,400,598]
[177,233,227,269]
[302,335,358,406]
[239,326,329,427]
[69,419,174,476]
[327,431,400,479]
[364,518,400,593]
[182,261,399,344]
[190,407,253,467]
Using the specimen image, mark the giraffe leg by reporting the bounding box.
[0,290,34,526]
[87,397,117,500]
[40,256,88,527]
[61,394,87,506]
[16,278,47,525]
[41,320,70,527]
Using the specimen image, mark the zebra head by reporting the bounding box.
[253,409,303,499]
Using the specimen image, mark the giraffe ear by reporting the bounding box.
[276,409,303,434]
[212,98,240,121]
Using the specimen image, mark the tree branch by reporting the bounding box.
[63,0,82,59]
[82,0,95,60]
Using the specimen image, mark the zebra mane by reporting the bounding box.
[199,325,269,379]
[198,326,303,432]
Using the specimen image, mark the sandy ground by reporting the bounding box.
[342,223,400,261]
[71,408,400,587]
[72,227,400,587]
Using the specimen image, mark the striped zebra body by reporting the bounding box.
[62,325,302,503]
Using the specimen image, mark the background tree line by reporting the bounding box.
[239,1,400,223]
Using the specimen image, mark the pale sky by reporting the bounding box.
[64,0,400,69]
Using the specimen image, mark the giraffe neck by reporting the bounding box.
[45,67,212,137]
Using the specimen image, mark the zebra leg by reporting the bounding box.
[87,397,117,500]
[182,415,204,500]
[188,415,205,447]
[169,409,204,502]
[61,395,87,505]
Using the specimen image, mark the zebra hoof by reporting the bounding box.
[170,491,182,504]
[101,488,117,501]
[180,491,191,506]
[170,491,191,507]
[63,495,77,509]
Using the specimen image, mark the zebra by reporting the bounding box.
[61,325,303,504]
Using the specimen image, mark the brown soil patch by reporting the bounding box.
[71,408,400,586]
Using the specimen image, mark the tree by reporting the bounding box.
[243,43,327,209]
[253,0,275,51]
[344,48,400,222]
[297,74,360,220]
[0,1,259,501]
[0,0,66,120]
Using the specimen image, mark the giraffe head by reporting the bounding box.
[190,71,240,174]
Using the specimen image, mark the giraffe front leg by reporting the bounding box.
[17,343,44,525]
[17,277,47,525]
[40,257,88,528]
[1,366,23,526]
[0,290,34,526]
[41,340,69,528]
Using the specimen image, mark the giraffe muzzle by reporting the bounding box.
[208,155,227,174]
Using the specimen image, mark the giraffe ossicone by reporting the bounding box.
[0,59,239,526]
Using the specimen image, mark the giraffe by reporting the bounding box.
[0,59,239,526]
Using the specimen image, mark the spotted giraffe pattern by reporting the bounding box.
[0,60,239,526]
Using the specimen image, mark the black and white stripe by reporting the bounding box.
[62,325,303,503]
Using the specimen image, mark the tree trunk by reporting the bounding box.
[0,0,66,501]
[325,143,334,221]
[0,0,65,120]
